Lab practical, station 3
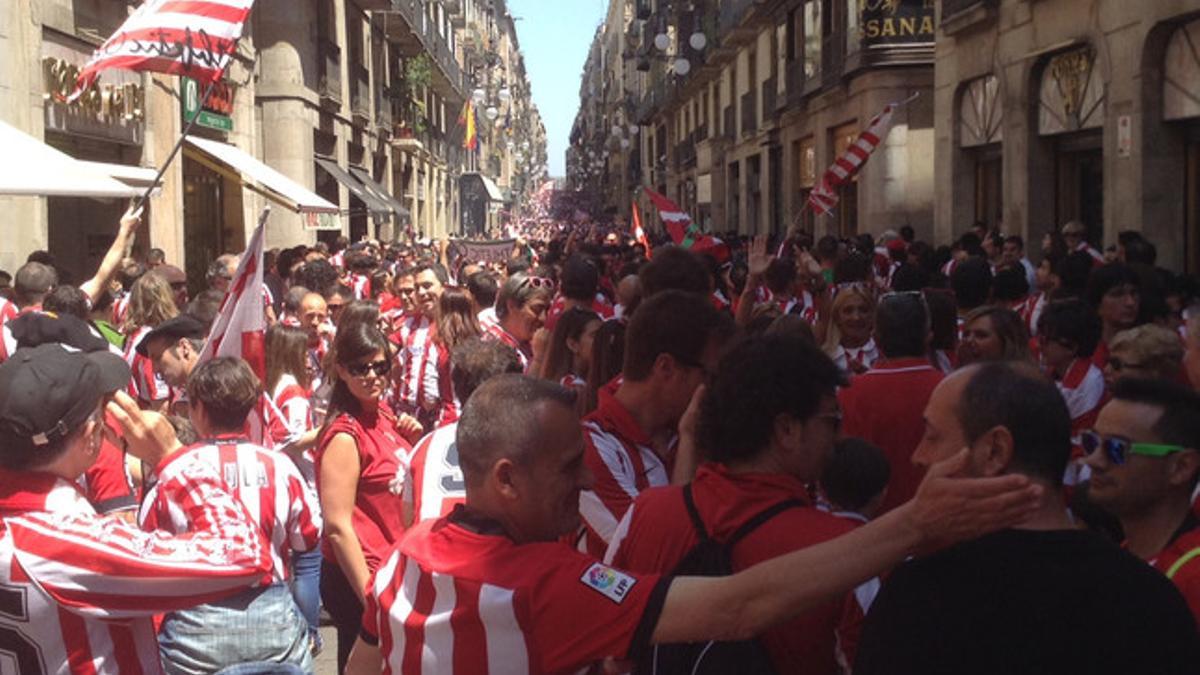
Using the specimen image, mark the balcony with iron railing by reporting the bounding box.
[385,0,467,102]
[318,40,342,106]
[717,0,758,44]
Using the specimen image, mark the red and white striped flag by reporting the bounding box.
[69,0,256,103]
[199,207,282,446]
[643,188,694,246]
[808,102,898,216]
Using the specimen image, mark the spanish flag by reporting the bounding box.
[459,100,478,151]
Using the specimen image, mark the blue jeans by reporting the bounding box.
[159,583,312,675]
[291,548,323,643]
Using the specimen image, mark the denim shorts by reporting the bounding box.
[158,583,313,675]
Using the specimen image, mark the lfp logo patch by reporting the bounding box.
[580,563,637,604]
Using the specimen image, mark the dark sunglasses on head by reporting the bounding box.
[520,276,556,291]
[1080,429,1185,466]
[346,359,391,378]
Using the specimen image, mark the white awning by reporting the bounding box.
[185,137,338,214]
[473,173,504,202]
[0,119,142,198]
[78,161,159,188]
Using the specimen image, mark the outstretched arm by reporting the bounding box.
[79,205,142,306]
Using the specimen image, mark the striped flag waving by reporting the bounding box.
[808,102,898,216]
[199,207,283,446]
[631,201,652,258]
[69,0,256,102]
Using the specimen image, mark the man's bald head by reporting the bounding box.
[299,292,328,342]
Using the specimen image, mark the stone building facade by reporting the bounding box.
[934,0,1200,270]
[0,0,544,288]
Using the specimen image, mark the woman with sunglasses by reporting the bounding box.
[1104,324,1185,389]
[315,322,423,673]
[484,271,554,372]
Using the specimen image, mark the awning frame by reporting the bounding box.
[347,165,411,220]
[315,157,393,219]
[184,137,338,215]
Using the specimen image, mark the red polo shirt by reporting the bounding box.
[838,357,943,514]
[1152,515,1200,628]
[607,463,866,675]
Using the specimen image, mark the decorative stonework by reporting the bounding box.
[960,74,1002,147]
[1038,46,1105,136]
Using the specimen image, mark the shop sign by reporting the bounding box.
[303,212,341,231]
[1117,115,1132,158]
[42,56,145,145]
[861,0,936,46]
[182,77,235,133]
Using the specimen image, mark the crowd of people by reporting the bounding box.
[1,206,1199,674]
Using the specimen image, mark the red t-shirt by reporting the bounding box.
[607,463,867,675]
[316,404,411,570]
[361,508,669,674]
[838,358,943,513]
[79,438,138,515]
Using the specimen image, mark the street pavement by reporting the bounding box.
[315,625,339,674]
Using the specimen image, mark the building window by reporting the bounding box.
[803,0,822,82]
[795,136,816,231]
[845,0,860,56]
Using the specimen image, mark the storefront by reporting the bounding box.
[460,172,504,237]
[40,32,149,283]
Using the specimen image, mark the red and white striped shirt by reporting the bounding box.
[830,339,880,374]
[0,465,271,674]
[1056,358,1107,436]
[403,422,464,524]
[123,325,172,404]
[349,273,371,300]
[361,508,668,674]
[0,296,19,326]
[483,322,531,372]
[110,292,131,327]
[579,388,672,557]
[1023,292,1048,336]
[140,437,321,584]
[271,373,313,447]
[394,315,456,420]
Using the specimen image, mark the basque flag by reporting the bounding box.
[69,0,256,102]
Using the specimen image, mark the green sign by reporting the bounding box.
[182,77,234,132]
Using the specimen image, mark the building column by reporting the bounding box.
[255,0,320,249]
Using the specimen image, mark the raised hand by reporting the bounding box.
[105,390,182,466]
[747,234,772,279]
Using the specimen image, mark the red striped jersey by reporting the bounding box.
[483,323,531,372]
[394,315,456,419]
[579,388,672,557]
[0,465,272,674]
[350,273,372,300]
[1023,291,1048,336]
[1056,357,1107,435]
[404,422,464,524]
[1151,521,1200,627]
[560,373,587,391]
[123,325,172,404]
[79,437,138,515]
[140,437,321,584]
[110,291,131,327]
[271,373,313,447]
[477,307,499,332]
[361,508,669,674]
[0,296,19,326]
[830,339,880,374]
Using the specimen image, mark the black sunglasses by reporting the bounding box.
[346,359,391,378]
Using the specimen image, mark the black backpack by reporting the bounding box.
[636,484,804,675]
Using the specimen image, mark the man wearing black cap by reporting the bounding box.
[137,313,209,416]
[0,344,272,673]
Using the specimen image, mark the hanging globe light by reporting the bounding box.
[498,87,511,102]
[485,106,499,120]
[520,141,530,151]
[611,124,623,137]
[628,124,639,135]
[674,58,691,76]
[689,31,707,51]
[472,88,486,104]
[654,33,670,51]
[620,138,631,150]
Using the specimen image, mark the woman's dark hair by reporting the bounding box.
[1037,298,1101,358]
[924,288,958,352]
[992,266,1030,302]
[337,300,380,332]
[585,319,627,415]
[699,335,843,463]
[963,306,1032,362]
[435,286,481,351]
[324,322,393,426]
[1085,264,1141,309]
[369,270,391,300]
[542,308,601,383]
[265,324,311,393]
[43,284,90,319]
